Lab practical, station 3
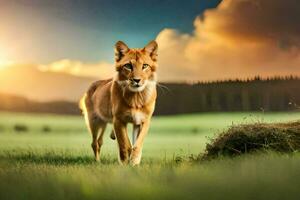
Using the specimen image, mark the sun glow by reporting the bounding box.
[0,59,14,69]
[0,51,14,69]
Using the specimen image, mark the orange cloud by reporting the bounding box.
[156,0,300,81]
[39,59,114,79]
[3,0,300,84]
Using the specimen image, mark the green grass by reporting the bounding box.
[0,111,300,200]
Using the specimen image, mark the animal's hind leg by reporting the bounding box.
[89,116,106,161]
[97,123,107,158]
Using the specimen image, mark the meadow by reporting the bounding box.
[0,111,300,200]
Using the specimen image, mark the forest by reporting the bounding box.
[0,76,299,115]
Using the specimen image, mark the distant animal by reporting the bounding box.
[80,40,158,165]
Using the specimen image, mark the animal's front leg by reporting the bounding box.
[130,119,150,166]
[113,118,132,164]
[132,124,140,145]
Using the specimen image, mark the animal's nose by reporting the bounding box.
[133,78,141,83]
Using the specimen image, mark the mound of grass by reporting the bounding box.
[13,124,28,133]
[202,121,300,160]
[42,125,52,133]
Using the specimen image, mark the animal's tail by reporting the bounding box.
[79,93,91,132]
[79,93,87,113]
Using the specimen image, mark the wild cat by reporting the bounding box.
[80,40,158,165]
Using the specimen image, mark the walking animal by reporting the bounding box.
[80,40,158,165]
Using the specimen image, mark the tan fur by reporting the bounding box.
[80,40,158,165]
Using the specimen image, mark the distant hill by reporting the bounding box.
[0,93,80,115]
[0,64,97,102]
[0,77,299,115]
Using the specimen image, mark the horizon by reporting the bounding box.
[0,74,299,103]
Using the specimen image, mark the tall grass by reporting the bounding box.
[0,112,300,200]
[0,151,300,200]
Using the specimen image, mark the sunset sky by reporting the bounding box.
[0,0,300,84]
[0,0,220,62]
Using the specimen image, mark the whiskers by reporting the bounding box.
[156,83,171,95]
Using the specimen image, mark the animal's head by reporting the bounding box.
[114,40,158,92]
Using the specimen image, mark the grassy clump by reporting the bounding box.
[13,124,28,133]
[202,121,300,160]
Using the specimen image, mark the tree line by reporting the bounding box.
[155,76,300,115]
[0,76,299,115]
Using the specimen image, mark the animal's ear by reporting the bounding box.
[143,40,158,61]
[115,41,129,62]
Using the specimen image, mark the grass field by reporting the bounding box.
[0,112,300,200]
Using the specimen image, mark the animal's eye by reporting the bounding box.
[142,64,150,70]
[123,63,133,71]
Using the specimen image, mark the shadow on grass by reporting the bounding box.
[0,151,118,166]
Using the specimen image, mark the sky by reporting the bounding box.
[0,0,220,63]
[0,0,300,83]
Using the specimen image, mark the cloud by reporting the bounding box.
[156,0,300,81]
[3,0,300,83]
[38,59,114,79]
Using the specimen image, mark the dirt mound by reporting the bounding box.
[202,121,300,160]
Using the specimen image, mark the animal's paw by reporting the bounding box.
[130,147,142,166]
